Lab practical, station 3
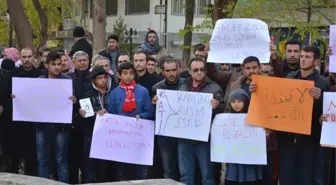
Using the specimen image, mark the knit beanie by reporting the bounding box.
[229,89,250,103]
[1,58,15,71]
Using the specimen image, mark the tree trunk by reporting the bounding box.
[32,0,48,52]
[212,0,238,23]
[92,0,106,55]
[7,0,34,50]
[182,0,195,68]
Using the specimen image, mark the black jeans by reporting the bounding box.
[68,128,83,184]
[278,139,319,185]
[82,135,108,183]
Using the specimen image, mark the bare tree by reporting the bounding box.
[32,0,48,51]
[92,0,106,55]
[182,0,195,67]
[212,0,239,22]
[7,0,34,50]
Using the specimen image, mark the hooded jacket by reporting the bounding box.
[82,67,116,137]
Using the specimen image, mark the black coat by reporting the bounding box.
[69,38,93,66]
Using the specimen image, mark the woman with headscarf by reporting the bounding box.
[140,30,167,56]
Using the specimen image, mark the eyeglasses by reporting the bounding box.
[192,68,206,73]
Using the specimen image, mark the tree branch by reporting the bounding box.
[31,0,48,50]
[314,9,336,24]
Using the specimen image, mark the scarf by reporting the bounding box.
[140,30,162,55]
[119,80,137,112]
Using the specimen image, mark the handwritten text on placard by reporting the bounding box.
[207,18,270,64]
[90,114,154,165]
[320,92,336,148]
[155,89,213,142]
[211,113,266,165]
[247,75,314,135]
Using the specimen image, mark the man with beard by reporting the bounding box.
[8,48,42,175]
[250,46,329,185]
[78,66,114,183]
[178,58,223,185]
[133,51,163,97]
[276,40,301,77]
[31,52,75,183]
[151,58,184,181]
[68,51,92,184]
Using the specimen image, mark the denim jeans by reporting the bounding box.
[36,126,69,183]
[278,139,319,185]
[157,136,179,180]
[115,162,149,180]
[178,140,215,185]
[82,135,108,183]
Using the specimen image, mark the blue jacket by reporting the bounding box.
[108,84,153,119]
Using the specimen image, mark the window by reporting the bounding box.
[171,0,211,16]
[125,0,150,15]
[171,0,184,16]
[106,0,118,16]
[195,0,211,16]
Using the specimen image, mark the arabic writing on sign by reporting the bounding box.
[207,18,270,64]
[247,75,314,135]
[320,92,336,148]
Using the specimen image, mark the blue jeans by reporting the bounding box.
[278,139,319,185]
[157,136,179,180]
[36,126,69,183]
[115,162,149,180]
[178,140,215,185]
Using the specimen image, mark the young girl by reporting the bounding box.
[225,89,263,185]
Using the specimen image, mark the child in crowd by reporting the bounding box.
[225,89,263,185]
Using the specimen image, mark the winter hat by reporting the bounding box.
[90,66,108,80]
[229,89,250,103]
[1,58,15,71]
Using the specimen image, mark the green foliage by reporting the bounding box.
[0,0,72,47]
[113,16,129,44]
[178,0,335,50]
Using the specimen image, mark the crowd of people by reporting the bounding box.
[0,25,335,185]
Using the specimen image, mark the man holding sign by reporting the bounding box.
[250,45,329,185]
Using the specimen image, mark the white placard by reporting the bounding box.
[155,89,213,142]
[79,98,95,118]
[211,113,267,165]
[12,77,73,123]
[207,18,271,64]
[320,92,336,148]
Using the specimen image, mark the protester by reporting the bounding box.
[139,30,166,56]
[91,55,103,68]
[68,51,92,184]
[69,26,93,66]
[94,56,118,87]
[146,56,158,75]
[99,34,124,75]
[79,66,114,183]
[117,54,130,67]
[11,51,75,183]
[8,48,42,175]
[133,51,163,97]
[250,45,329,185]
[1,59,15,71]
[152,58,184,181]
[108,62,153,180]
[60,53,74,74]
[177,58,224,185]
[225,89,263,185]
[180,44,209,79]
